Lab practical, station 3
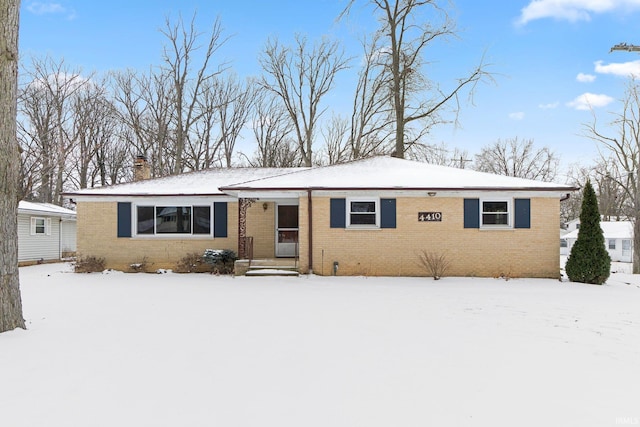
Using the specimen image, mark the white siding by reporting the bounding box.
[565,237,633,263]
[60,220,77,253]
[17,213,61,262]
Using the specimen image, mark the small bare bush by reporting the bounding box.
[175,252,205,273]
[74,255,106,273]
[418,251,451,280]
[129,257,151,273]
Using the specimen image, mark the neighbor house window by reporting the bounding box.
[481,200,509,226]
[348,199,378,227]
[30,217,50,235]
[560,239,567,248]
[609,239,616,250]
[136,205,211,235]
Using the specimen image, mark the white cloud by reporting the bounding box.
[566,92,615,110]
[26,2,76,19]
[539,102,559,109]
[509,112,525,120]
[594,60,640,77]
[27,2,64,14]
[576,72,596,83]
[516,0,640,26]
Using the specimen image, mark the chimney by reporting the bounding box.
[133,155,151,181]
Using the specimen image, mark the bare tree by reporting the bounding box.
[1,0,25,333]
[348,34,394,159]
[244,89,301,167]
[584,79,640,273]
[213,75,258,167]
[18,55,88,204]
[408,141,470,167]
[111,69,175,177]
[341,0,490,158]
[474,137,559,182]
[321,114,351,165]
[160,13,228,174]
[259,34,350,166]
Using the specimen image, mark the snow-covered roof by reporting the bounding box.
[563,221,633,239]
[63,156,575,198]
[63,167,305,197]
[18,201,76,217]
[222,156,576,192]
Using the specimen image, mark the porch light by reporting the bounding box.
[427,192,437,197]
[263,202,268,211]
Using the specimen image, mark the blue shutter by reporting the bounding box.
[464,199,480,229]
[380,198,396,228]
[213,202,228,237]
[117,202,132,237]
[514,198,531,229]
[330,198,346,228]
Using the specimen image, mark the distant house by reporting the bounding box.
[18,201,77,265]
[562,221,634,263]
[64,156,576,278]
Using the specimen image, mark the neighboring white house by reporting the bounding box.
[561,221,634,263]
[17,201,77,264]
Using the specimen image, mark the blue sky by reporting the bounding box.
[18,0,640,174]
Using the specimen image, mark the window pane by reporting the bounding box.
[193,206,211,234]
[609,240,616,250]
[623,240,631,250]
[156,206,191,234]
[483,201,508,213]
[351,201,375,213]
[482,213,508,225]
[350,213,376,225]
[137,206,155,234]
[278,205,299,228]
[35,218,45,234]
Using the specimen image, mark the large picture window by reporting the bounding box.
[481,200,509,226]
[136,205,211,235]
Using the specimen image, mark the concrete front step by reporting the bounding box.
[235,259,299,276]
[245,268,300,277]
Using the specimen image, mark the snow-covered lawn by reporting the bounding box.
[2,263,640,427]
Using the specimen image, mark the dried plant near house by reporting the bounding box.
[74,255,106,273]
[129,257,151,273]
[418,251,451,280]
[175,253,205,273]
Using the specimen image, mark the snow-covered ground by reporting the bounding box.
[2,263,639,427]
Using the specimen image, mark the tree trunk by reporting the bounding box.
[0,0,26,333]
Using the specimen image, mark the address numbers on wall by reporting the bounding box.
[418,212,442,222]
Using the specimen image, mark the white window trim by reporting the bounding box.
[134,204,214,237]
[480,198,512,229]
[30,217,51,236]
[346,197,380,229]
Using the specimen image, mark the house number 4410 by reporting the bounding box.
[418,212,442,222]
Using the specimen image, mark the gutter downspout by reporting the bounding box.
[307,189,313,275]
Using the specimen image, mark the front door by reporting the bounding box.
[276,204,299,257]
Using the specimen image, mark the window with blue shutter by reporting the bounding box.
[117,202,132,237]
[213,202,228,237]
[330,198,346,228]
[514,198,531,229]
[463,199,480,229]
[380,198,396,228]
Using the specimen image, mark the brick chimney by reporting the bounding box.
[133,155,151,181]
